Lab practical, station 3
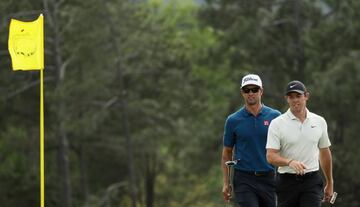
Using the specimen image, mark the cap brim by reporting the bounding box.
[241,83,262,88]
[286,90,305,95]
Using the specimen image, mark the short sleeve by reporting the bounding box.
[223,117,235,147]
[318,118,331,148]
[266,119,281,150]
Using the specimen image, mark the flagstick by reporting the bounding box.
[40,69,45,207]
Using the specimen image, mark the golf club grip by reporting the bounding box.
[225,161,235,166]
[330,192,337,204]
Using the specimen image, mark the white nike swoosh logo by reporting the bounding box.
[289,85,296,88]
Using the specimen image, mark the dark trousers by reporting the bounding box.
[233,169,276,207]
[276,171,324,207]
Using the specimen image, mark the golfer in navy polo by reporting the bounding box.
[221,74,281,207]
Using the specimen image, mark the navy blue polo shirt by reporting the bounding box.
[223,105,281,172]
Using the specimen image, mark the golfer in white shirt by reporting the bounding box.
[266,80,334,207]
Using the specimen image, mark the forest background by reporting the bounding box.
[0,0,359,206]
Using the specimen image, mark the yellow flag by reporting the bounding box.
[8,14,44,70]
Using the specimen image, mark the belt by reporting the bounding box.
[279,171,319,180]
[236,169,275,177]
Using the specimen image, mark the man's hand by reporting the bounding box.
[288,160,307,175]
[322,183,334,203]
[222,183,232,202]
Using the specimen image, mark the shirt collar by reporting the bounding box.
[242,104,266,117]
[286,108,313,120]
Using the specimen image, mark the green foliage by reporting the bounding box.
[0,0,360,206]
[0,126,39,207]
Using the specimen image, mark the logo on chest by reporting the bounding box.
[263,120,270,126]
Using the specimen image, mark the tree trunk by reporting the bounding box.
[79,146,89,204]
[293,0,305,78]
[44,0,72,206]
[57,125,72,207]
[145,153,156,207]
[104,6,138,206]
[120,95,137,207]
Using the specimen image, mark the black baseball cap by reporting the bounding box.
[285,80,307,95]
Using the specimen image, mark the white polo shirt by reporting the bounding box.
[266,108,331,174]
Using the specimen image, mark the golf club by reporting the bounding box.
[225,159,241,206]
[330,192,338,204]
[225,159,241,167]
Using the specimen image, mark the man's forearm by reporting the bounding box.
[267,149,292,167]
[222,160,230,184]
[320,148,333,183]
[221,147,233,184]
